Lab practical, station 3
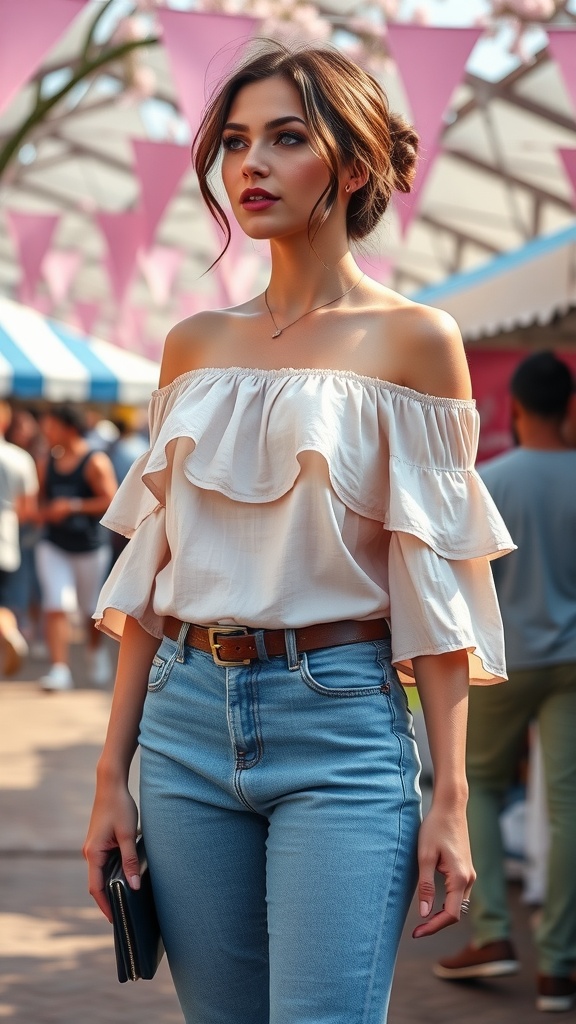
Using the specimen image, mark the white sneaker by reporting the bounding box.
[87,647,112,687]
[39,663,74,691]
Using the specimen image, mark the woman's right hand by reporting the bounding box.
[83,780,140,923]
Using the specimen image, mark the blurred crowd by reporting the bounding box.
[0,399,148,690]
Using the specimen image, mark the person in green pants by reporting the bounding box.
[434,351,576,1013]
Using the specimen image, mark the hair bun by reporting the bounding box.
[389,113,419,194]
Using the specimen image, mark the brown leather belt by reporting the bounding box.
[164,616,390,667]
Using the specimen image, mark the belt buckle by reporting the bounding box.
[207,626,250,667]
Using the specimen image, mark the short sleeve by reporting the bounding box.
[94,506,169,641]
[382,392,515,684]
[388,531,507,683]
[93,387,175,639]
[22,450,39,496]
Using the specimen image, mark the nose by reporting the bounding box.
[241,140,270,180]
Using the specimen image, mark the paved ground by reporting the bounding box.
[0,640,557,1023]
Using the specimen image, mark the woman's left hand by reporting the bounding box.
[412,801,475,938]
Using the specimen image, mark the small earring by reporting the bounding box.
[345,184,351,193]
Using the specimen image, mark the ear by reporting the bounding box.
[510,396,521,421]
[343,161,369,194]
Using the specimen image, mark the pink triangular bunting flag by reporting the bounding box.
[29,294,54,316]
[386,26,482,156]
[42,249,83,305]
[0,0,87,116]
[132,141,191,248]
[113,303,148,353]
[559,148,576,208]
[75,300,100,336]
[157,9,258,132]
[96,211,144,305]
[547,31,576,116]
[138,245,186,305]
[16,281,52,315]
[7,211,60,296]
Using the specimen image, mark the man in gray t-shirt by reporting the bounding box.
[434,352,576,1013]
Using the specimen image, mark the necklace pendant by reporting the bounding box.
[272,328,282,338]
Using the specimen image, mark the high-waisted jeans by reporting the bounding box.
[139,627,422,1024]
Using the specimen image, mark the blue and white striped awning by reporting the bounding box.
[0,297,159,404]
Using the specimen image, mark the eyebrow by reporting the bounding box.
[223,115,307,132]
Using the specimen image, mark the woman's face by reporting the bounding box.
[221,75,336,242]
[41,414,67,448]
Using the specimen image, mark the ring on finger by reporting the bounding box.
[460,898,471,915]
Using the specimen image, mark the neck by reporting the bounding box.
[517,417,568,451]
[265,219,357,311]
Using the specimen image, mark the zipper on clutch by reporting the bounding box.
[111,880,138,981]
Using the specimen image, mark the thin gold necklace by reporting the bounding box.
[263,274,364,338]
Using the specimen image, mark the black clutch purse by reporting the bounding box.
[103,835,165,982]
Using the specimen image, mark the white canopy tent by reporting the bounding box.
[411,222,576,343]
[0,296,159,403]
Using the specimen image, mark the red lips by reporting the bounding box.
[239,187,279,203]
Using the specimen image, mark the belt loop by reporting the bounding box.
[254,630,270,662]
[284,628,300,671]
[176,620,189,663]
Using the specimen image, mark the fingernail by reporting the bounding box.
[130,875,140,890]
[419,900,430,917]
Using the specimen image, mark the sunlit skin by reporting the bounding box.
[221,76,359,322]
[221,77,338,245]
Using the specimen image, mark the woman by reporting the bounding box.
[84,42,514,1023]
[36,404,117,690]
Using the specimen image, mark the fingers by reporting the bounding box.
[412,905,459,939]
[83,830,140,924]
[412,864,475,939]
[119,834,141,892]
[417,870,436,922]
[84,846,114,924]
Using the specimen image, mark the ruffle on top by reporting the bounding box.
[96,367,515,683]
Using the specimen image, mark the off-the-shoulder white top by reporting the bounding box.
[95,367,515,683]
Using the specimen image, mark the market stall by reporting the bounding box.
[0,296,158,404]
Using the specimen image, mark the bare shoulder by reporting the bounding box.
[385,298,471,401]
[159,310,227,389]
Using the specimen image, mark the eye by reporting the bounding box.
[275,131,306,146]
[222,135,246,151]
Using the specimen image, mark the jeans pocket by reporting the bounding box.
[298,641,387,698]
[147,638,178,692]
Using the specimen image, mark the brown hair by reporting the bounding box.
[192,40,418,262]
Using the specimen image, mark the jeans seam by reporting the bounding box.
[233,765,259,811]
[363,654,409,1022]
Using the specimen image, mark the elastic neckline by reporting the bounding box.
[152,365,476,410]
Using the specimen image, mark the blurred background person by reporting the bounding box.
[36,404,117,691]
[107,406,148,485]
[106,406,148,566]
[434,352,576,1014]
[4,406,47,654]
[0,400,38,675]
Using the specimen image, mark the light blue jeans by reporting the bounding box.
[139,627,421,1024]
